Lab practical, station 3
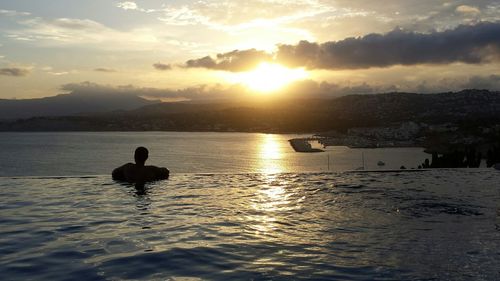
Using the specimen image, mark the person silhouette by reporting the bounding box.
[112,147,169,183]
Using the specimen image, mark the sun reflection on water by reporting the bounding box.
[244,135,303,240]
[258,134,284,174]
[246,172,303,239]
[254,180,290,212]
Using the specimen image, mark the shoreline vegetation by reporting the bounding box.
[1,89,500,166]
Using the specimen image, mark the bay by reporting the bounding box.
[0,132,428,177]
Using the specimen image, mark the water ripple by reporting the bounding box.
[1,170,500,280]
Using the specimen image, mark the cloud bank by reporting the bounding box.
[183,22,500,71]
[185,49,272,72]
[59,73,500,104]
[60,82,246,101]
[463,74,500,89]
[0,67,30,77]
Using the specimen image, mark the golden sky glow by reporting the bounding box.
[0,1,499,99]
[224,62,309,93]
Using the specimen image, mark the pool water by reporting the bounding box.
[1,170,499,280]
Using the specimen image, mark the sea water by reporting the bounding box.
[1,171,499,280]
[0,132,429,176]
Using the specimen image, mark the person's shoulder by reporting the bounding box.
[122,162,135,167]
[114,163,134,169]
[113,163,133,180]
[112,163,135,177]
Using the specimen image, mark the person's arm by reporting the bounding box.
[112,166,124,180]
[147,166,169,180]
[112,163,131,181]
[158,167,169,179]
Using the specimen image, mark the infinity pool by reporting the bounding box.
[1,170,499,280]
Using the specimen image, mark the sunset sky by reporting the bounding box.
[1,0,499,100]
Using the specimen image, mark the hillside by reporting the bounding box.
[0,91,159,120]
[1,89,499,133]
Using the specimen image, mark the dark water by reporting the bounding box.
[0,132,428,176]
[1,170,499,280]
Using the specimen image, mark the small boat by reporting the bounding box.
[377,161,385,166]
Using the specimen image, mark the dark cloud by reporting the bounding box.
[153,63,172,71]
[51,18,101,30]
[278,21,500,69]
[185,56,216,69]
[0,67,30,77]
[183,22,500,71]
[184,49,273,72]
[94,68,117,73]
[140,84,248,100]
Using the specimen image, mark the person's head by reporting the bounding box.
[134,146,149,166]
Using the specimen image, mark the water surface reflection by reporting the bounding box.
[2,171,499,280]
[258,134,284,174]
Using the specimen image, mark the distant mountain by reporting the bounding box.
[100,101,237,118]
[1,89,500,132]
[0,91,159,120]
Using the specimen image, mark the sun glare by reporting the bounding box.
[228,62,308,93]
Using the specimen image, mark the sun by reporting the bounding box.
[227,62,308,93]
